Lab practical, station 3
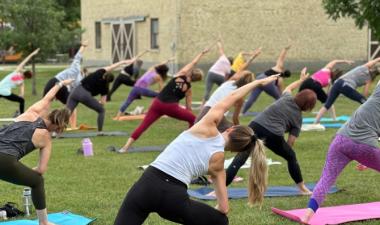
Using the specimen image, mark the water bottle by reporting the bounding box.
[0,210,7,220]
[23,187,32,216]
[82,138,93,156]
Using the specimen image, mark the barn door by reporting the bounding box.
[369,29,380,60]
[112,22,135,63]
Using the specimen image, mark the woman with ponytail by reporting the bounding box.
[226,68,317,195]
[0,79,73,225]
[113,76,278,225]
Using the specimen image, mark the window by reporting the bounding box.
[95,21,102,49]
[151,18,159,49]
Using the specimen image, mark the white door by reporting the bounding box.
[369,29,380,60]
[111,22,135,63]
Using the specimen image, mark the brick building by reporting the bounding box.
[81,0,379,72]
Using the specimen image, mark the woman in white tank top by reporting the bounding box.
[114,75,279,225]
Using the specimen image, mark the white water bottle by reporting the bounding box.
[0,210,7,220]
[23,187,32,216]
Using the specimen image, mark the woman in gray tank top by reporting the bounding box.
[114,75,279,225]
[0,79,72,225]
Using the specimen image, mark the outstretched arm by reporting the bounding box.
[217,40,225,56]
[324,59,354,70]
[238,47,262,71]
[364,57,380,69]
[77,40,88,55]
[176,48,210,77]
[201,75,279,127]
[104,50,149,72]
[283,67,309,94]
[16,48,40,72]
[272,45,291,72]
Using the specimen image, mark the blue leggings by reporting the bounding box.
[324,79,366,109]
[243,80,281,113]
[119,87,158,113]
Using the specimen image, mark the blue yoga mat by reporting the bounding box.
[0,211,95,225]
[302,115,350,123]
[322,123,344,128]
[188,183,339,200]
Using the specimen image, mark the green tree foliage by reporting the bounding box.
[323,0,380,40]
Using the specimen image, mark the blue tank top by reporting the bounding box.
[151,130,225,185]
[0,118,47,160]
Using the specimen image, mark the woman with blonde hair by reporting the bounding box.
[0,79,73,225]
[113,75,278,225]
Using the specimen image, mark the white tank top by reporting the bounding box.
[151,130,225,185]
[205,81,236,107]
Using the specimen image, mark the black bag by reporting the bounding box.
[0,202,25,217]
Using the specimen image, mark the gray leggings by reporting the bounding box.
[67,85,105,131]
[203,72,225,101]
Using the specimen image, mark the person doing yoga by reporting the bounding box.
[242,45,292,114]
[299,59,353,120]
[0,79,72,225]
[115,58,173,119]
[107,51,149,101]
[43,41,88,129]
[302,80,380,223]
[113,75,279,225]
[0,48,39,116]
[117,48,210,153]
[66,59,137,132]
[314,57,380,124]
[226,68,317,194]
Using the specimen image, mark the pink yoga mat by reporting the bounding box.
[272,202,380,225]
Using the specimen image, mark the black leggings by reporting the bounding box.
[0,153,45,209]
[67,85,105,131]
[299,78,327,103]
[0,93,25,113]
[107,74,135,100]
[225,122,303,186]
[43,77,69,104]
[324,79,366,109]
[114,166,228,225]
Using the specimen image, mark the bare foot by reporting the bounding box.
[206,190,216,197]
[356,164,368,171]
[297,183,312,195]
[117,147,128,154]
[300,208,314,224]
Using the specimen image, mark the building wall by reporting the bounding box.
[81,0,177,69]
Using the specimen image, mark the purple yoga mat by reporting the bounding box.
[272,201,380,225]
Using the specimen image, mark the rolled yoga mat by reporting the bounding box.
[188,183,339,200]
[272,201,380,225]
[0,211,95,225]
[55,131,128,139]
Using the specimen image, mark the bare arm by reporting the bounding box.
[272,45,291,72]
[16,48,40,72]
[238,48,262,71]
[104,50,149,72]
[324,59,354,70]
[176,48,210,77]
[364,57,380,69]
[232,99,244,125]
[200,76,279,127]
[283,67,308,94]
[363,80,372,97]
[217,41,225,56]
[185,89,192,111]
[77,40,89,54]
[287,135,297,147]
[19,83,25,97]
[99,95,107,105]
[209,153,229,214]
[35,132,52,174]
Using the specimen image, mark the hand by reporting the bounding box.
[81,40,89,47]
[285,45,292,50]
[61,79,75,86]
[137,50,150,58]
[300,67,309,81]
[32,48,40,55]
[345,60,354,65]
[356,164,368,171]
[251,47,262,56]
[33,167,43,175]
[259,74,280,86]
[201,48,210,54]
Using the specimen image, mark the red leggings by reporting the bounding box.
[131,98,196,140]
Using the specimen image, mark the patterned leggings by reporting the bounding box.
[308,134,380,211]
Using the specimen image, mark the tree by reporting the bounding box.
[323,0,380,40]
[0,0,65,95]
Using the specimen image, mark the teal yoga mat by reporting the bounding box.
[302,115,350,123]
[0,211,95,225]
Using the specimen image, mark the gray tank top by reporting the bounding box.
[151,130,225,185]
[0,118,47,160]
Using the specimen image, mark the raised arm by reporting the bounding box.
[283,67,309,94]
[104,50,149,72]
[238,47,262,71]
[16,48,40,72]
[217,40,225,56]
[77,40,89,55]
[201,75,279,127]
[176,48,210,77]
[364,57,380,69]
[324,59,354,70]
[272,45,291,72]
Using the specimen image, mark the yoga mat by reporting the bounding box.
[302,124,326,132]
[0,118,15,122]
[65,124,96,131]
[0,211,95,225]
[188,183,339,200]
[55,131,128,139]
[107,145,166,153]
[272,201,380,225]
[322,123,344,128]
[302,115,350,124]
[114,114,169,121]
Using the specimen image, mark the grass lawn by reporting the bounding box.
[0,66,379,225]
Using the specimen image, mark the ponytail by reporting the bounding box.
[248,138,268,205]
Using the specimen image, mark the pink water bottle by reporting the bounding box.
[82,138,93,156]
